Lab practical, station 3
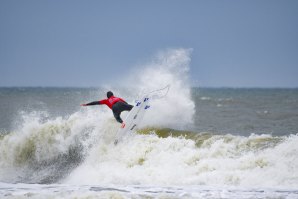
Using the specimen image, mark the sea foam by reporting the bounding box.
[1,49,297,189]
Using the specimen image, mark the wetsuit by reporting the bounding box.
[85,96,133,123]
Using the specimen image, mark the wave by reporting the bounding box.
[0,48,194,184]
[0,114,297,188]
[137,127,283,149]
[65,130,298,188]
[1,49,297,188]
[0,112,92,183]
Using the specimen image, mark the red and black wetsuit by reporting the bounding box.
[85,96,133,123]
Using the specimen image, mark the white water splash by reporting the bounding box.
[125,48,195,129]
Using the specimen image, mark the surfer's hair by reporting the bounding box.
[107,91,113,98]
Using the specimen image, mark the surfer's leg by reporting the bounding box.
[112,102,133,123]
[123,103,133,111]
[115,102,133,112]
[112,102,123,123]
[113,111,123,123]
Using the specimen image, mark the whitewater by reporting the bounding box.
[1,49,298,198]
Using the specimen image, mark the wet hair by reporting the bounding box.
[107,91,113,98]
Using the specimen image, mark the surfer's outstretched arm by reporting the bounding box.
[80,101,100,106]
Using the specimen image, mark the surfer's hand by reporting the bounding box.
[121,123,126,128]
[80,104,87,106]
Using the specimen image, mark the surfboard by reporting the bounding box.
[114,85,170,145]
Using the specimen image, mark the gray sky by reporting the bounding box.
[0,0,297,88]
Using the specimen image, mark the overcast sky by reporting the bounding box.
[0,0,297,88]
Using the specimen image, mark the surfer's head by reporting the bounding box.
[107,91,113,98]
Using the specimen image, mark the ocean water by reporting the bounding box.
[1,49,298,198]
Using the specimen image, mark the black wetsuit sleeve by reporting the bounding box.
[85,101,100,106]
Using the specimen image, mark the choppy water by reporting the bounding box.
[1,183,298,199]
[1,87,297,136]
[0,49,297,198]
[194,88,298,136]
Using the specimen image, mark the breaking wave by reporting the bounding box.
[0,49,297,189]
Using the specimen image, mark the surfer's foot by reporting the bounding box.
[121,123,126,128]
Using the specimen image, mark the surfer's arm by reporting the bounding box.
[80,101,101,106]
[81,99,108,106]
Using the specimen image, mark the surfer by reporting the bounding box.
[80,91,133,128]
